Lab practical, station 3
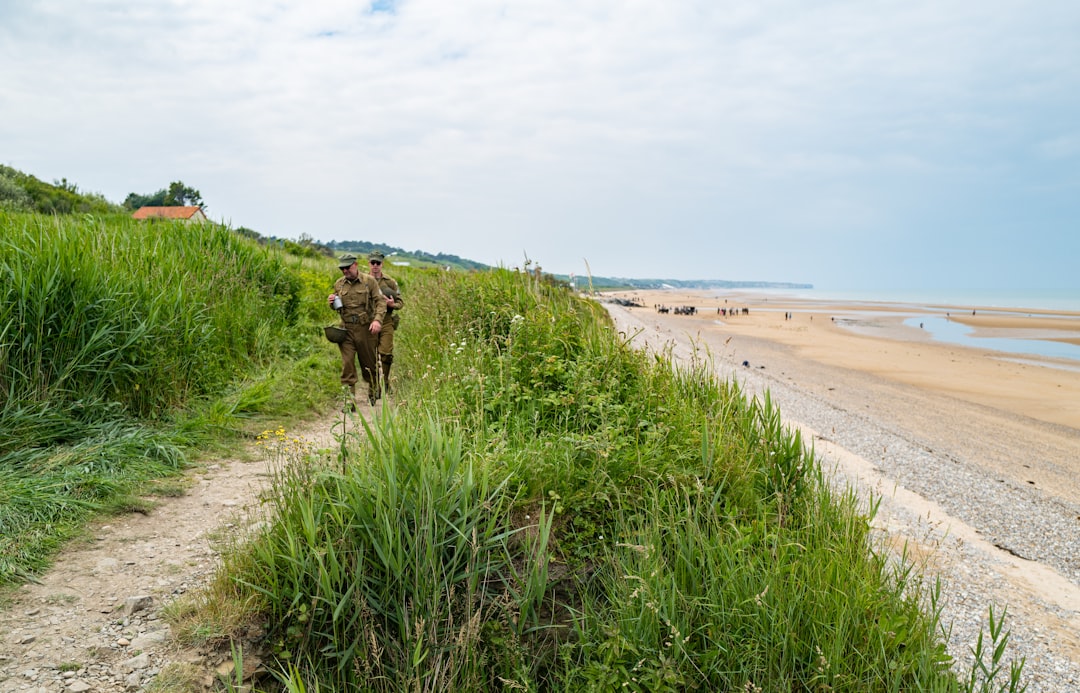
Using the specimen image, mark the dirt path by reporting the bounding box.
[0,405,369,693]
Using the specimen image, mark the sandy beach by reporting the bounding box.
[601,289,1080,690]
[605,289,1080,504]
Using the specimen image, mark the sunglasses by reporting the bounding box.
[369,260,382,266]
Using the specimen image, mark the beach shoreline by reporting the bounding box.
[603,289,1080,431]
[599,290,1080,690]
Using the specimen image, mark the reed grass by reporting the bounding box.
[199,265,1023,691]
[1,210,305,421]
[221,416,514,690]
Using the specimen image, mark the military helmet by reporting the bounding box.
[324,325,349,343]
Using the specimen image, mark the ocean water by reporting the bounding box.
[901,315,1080,364]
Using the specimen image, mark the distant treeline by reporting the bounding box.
[225,234,493,274]
[325,240,492,272]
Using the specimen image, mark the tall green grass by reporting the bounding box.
[1,210,304,424]
[235,417,515,689]
[0,209,330,582]
[202,266,1022,691]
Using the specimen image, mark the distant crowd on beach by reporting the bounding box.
[606,296,759,318]
[655,304,697,315]
[652,304,752,317]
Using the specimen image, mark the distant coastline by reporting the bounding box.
[596,284,1079,313]
[570,276,813,291]
[708,287,1080,313]
[601,286,1080,367]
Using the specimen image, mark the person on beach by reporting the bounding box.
[328,253,386,408]
[367,251,403,395]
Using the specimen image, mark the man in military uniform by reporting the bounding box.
[328,254,386,407]
[367,251,403,395]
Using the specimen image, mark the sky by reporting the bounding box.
[2,1,1079,290]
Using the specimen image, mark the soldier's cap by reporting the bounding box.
[368,251,385,262]
[337,253,358,269]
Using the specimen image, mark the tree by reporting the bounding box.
[124,190,165,210]
[53,177,78,193]
[124,180,204,210]
[166,181,203,207]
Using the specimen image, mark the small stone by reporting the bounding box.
[120,652,151,672]
[123,595,153,616]
[67,681,92,692]
[117,637,131,646]
[129,629,168,649]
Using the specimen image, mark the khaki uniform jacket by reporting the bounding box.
[333,274,387,326]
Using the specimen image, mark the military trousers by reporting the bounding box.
[338,323,379,397]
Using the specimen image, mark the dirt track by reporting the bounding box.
[0,408,356,692]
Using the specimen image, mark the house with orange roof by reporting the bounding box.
[131,206,208,223]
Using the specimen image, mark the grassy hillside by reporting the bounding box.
[169,265,1020,692]
[0,165,122,215]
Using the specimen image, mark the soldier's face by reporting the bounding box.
[341,262,359,279]
[369,260,382,276]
